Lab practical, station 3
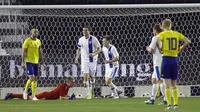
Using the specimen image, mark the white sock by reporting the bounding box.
[151,84,158,100]
[85,81,91,96]
[109,83,119,96]
[160,82,166,101]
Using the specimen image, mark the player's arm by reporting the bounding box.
[156,35,163,53]
[58,84,68,100]
[22,39,28,68]
[90,47,101,57]
[75,48,81,64]
[60,96,69,100]
[179,36,191,53]
[38,41,46,69]
[89,37,102,57]
[75,39,81,63]
[146,37,157,54]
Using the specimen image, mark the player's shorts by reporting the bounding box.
[105,65,119,80]
[152,66,161,80]
[81,61,97,76]
[161,56,178,80]
[26,62,38,76]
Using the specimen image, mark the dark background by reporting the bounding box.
[10,0,200,5]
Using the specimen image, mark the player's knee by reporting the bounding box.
[152,78,157,84]
[83,73,89,81]
[105,78,111,85]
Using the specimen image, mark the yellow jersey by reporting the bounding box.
[158,30,184,57]
[23,37,41,64]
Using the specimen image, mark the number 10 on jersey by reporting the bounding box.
[167,38,177,50]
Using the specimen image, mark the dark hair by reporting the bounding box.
[103,35,111,41]
[66,76,74,81]
[31,26,37,29]
[153,23,163,33]
[83,24,90,31]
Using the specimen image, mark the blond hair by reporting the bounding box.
[162,19,172,29]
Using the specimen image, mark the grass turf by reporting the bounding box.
[0,98,200,112]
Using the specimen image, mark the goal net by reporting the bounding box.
[0,4,200,98]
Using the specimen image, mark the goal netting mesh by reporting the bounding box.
[0,5,200,98]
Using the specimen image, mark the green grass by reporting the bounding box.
[0,98,200,112]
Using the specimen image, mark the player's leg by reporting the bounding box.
[105,66,120,99]
[89,61,98,98]
[161,57,172,109]
[145,76,157,104]
[11,94,24,99]
[156,65,167,105]
[23,62,34,100]
[35,92,50,99]
[171,58,179,110]
[157,79,167,105]
[31,64,39,101]
[82,62,90,99]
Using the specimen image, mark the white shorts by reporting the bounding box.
[81,61,97,76]
[105,65,119,80]
[152,66,161,80]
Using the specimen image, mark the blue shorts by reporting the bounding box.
[161,56,178,80]
[26,62,38,76]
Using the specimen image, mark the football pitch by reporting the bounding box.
[0,98,200,112]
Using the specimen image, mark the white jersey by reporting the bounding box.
[102,44,119,68]
[77,35,101,63]
[149,36,162,66]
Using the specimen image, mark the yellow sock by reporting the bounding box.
[172,87,179,105]
[31,81,37,96]
[165,88,171,106]
[25,79,32,92]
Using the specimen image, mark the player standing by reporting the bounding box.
[102,36,121,99]
[5,77,75,100]
[157,19,191,110]
[75,26,101,99]
[22,27,45,101]
[145,24,167,105]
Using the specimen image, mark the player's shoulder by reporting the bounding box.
[110,44,118,51]
[152,36,158,40]
[79,36,84,40]
[172,30,182,35]
[36,38,41,42]
[25,37,31,41]
[110,44,116,49]
[91,35,99,41]
[158,31,165,36]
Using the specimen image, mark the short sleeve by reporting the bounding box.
[93,37,101,48]
[38,39,42,47]
[77,38,82,48]
[157,33,163,41]
[149,36,157,49]
[59,84,66,97]
[23,38,29,49]
[178,32,185,41]
[112,46,119,58]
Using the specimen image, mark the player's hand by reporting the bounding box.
[146,46,153,54]
[75,58,78,64]
[104,60,111,64]
[178,46,184,53]
[42,64,47,70]
[157,79,162,83]
[21,62,26,69]
[89,53,96,57]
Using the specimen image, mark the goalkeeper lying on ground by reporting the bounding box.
[4,77,76,100]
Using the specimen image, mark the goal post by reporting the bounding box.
[0,4,200,98]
